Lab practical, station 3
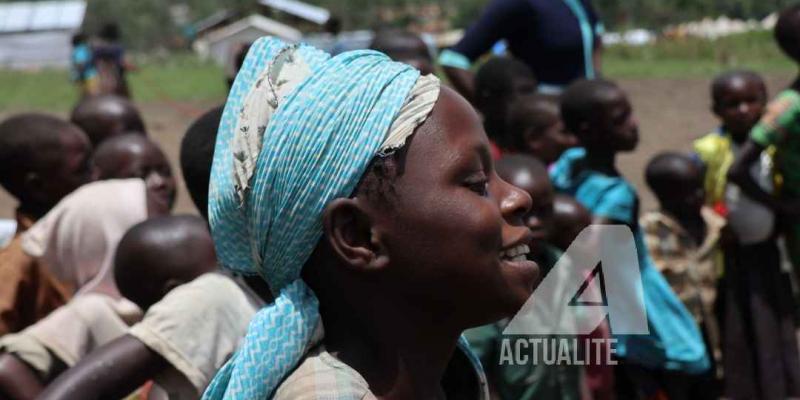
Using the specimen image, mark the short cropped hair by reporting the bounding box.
[560,79,619,135]
[0,114,74,200]
[710,70,766,104]
[474,57,535,114]
[180,106,223,218]
[644,152,699,199]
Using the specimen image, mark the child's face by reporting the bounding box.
[589,89,639,152]
[40,127,93,207]
[713,77,766,141]
[529,118,578,165]
[659,166,705,217]
[112,141,176,216]
[498,168,554,257]
[371,87,539,325]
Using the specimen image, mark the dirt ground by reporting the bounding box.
[0,72,795,219]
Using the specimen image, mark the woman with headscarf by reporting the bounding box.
[195,36,537,399]
[0,179,157,399]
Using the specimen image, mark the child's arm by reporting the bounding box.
[729,140,800,218]
[731,90,800,218]
[37,335,168,400]
[0,353,42,400]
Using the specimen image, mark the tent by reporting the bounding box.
[0,1,86,69]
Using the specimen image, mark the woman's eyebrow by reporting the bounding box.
[476,143,492,171]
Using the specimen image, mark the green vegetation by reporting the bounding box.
[1,31,796,111]
[603,30,796,78]
[0,53,227,112]
[2,0,793,48]
[593,0,790,30]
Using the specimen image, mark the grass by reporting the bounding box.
[1,30,797,111]
[603,29,796,78]
[0,52,228,112]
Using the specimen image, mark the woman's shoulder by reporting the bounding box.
[273,346,375,400]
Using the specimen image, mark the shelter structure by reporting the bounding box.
[0,0,86,69]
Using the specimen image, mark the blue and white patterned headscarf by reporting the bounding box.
[203,37,448,398]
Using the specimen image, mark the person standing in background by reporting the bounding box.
[440,0,603,99]
[70,33,99,98]
[93,23,133,98]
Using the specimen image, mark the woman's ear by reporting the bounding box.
[322,198,390,272]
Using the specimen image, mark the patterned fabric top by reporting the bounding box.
[640,208,724,368]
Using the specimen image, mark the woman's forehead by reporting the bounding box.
[424,88,487,150]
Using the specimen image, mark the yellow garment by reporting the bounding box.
[693,131,779,207]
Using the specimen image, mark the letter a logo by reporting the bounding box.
[504,225,649,335]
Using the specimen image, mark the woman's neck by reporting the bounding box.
[321,296,462,399]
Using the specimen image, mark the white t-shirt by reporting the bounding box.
[128,273,264,399]
[0,294,141,377]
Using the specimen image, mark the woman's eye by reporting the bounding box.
[465,180,489,196]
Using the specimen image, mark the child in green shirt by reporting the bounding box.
[730,5,800,275]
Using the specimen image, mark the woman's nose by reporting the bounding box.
[498,178,532,223]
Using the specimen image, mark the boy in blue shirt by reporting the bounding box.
[550,79,711,399]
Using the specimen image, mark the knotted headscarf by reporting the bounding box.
[204,37,446,399]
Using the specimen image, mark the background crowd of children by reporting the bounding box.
[1,3,800,400]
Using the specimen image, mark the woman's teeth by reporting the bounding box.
[500,244,530,262]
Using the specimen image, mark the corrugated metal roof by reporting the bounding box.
[204,14,302,44]
[258,0,330,25]
[0,1,86,34]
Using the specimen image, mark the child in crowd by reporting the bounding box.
[550,194,592,252]
[550,192,614,400]
[370,29,434,75]
[70,33,98,97]
[190,37,536,399]
[466,154,583,400]
[0,114,92,228]
[727,10,800,395]
[730,6,800,285]
[179,105,223,219]
[506,95,578,165]
[695,70,800,398]
[0,179,159,400]
[37,106,269,400]
[93,22,132,97]
[70,94,146,146]
[0,214,216,400]
[0,114,93,335]
[641,152,726,388]
[474,57,538,159]
[550,79,711,399]
[93,134,177,216]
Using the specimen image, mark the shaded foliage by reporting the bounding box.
[1,0,798,48]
